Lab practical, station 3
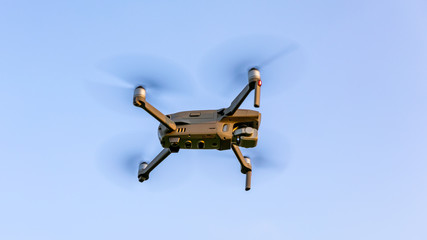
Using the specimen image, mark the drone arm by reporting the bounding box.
[245,171,252,191]
[223,68,261,116]
[138,148,173,182]
[139,101,177,131]
[223,84,252,116]
[231,144,252,173]
[254,81,261,108]
[231,144,252,191]
[133,86,177,131]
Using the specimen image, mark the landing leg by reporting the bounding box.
[138,147,178,182]
[245,170,252,191]
[231,144,253,191]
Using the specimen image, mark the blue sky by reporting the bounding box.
[1,1,426,239]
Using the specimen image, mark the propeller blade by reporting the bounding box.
[87,54,195,115]
[220,125,289,177]
[99,54,194,91]
[197,35,305,98]
[96,131,190,190]
[96,131,157,187]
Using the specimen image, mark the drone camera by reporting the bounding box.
[248,68,261,108]
[234,127,258,148]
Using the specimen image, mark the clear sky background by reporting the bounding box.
[1,1,427,239]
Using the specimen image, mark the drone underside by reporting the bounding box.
[159,109,260,150]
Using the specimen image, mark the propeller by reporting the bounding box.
[89,55,199,190]
[87,54,196,116]
[196,35,298,180]
[96,131,189,190]
[242,125,289,172]
[96,131,154,187]
[197,35,305,100]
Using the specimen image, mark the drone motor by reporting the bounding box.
[248,68,261,108]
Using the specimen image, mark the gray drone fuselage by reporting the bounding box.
[158,109,261,150]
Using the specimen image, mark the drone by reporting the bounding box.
[134,67,262,191]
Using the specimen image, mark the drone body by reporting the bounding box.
[158,109,260,150]
[134,68,262,190]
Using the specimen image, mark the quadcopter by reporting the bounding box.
[134,67,262,191]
